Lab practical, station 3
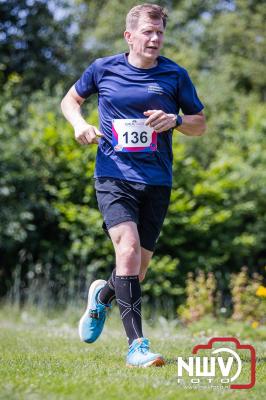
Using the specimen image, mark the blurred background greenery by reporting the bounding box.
[0,0,265,322]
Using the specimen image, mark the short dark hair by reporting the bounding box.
[126,4,168,30]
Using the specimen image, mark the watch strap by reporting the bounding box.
[175,114,183,127]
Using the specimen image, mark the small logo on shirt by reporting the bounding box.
[147,83,164,95]
[125,120,143,127]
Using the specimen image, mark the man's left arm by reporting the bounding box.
[144,110,206,136]
[175,111,206,136]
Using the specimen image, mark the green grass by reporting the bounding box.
[0,304,265,400]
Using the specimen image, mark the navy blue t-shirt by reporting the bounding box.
[75,53,204,187]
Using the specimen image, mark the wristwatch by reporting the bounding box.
[174,114,183,128]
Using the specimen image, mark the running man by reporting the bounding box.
[61,3,206,367]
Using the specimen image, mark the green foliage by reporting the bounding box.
[199,0,266,97]
[178,271,217,323]
[156,104,266,303]
[1,0,266,307]
[0,0,77,93]
[178,267,266,325]
[142,255,183,300]
[230,266,266,324]
[0,82,113,301]
[1,75,266,304]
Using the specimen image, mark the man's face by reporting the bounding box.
[125,15,164,63]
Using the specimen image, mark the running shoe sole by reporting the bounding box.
[126,357,165,368]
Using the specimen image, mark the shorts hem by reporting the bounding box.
[140,242,155,252]
[105,216,137,231]
[94,175,172,187]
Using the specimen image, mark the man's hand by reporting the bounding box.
[144,110,176,132]
[61,86,105,144]
[74,123,103,145]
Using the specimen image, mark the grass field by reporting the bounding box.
[0,304,265,400]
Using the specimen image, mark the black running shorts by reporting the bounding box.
[94,178,171,251]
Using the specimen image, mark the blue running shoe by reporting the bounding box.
[126,338,165,367]
[78,279,111,343]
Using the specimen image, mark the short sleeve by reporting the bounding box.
[178,69,204,115]
[75,62,98,99]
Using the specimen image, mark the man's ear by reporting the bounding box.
[124,30,132,45]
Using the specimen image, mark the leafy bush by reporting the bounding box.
[178,268,266,325]
[1,0,266,308]
[177,271,217,323]
[230,266,266,324]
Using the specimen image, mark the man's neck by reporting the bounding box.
[127,53,158,69]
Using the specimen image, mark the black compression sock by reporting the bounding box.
[115,275,143,345]
[98,268,116,306]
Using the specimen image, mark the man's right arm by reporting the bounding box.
[60,85,103,145]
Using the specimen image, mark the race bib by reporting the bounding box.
[112,119,157,152]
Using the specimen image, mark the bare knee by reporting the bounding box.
[115,241,141,275]
[117,243,140,264]
[109,222,141,275]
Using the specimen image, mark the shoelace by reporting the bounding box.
[89,303,106,319]
[138,339,150,354]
